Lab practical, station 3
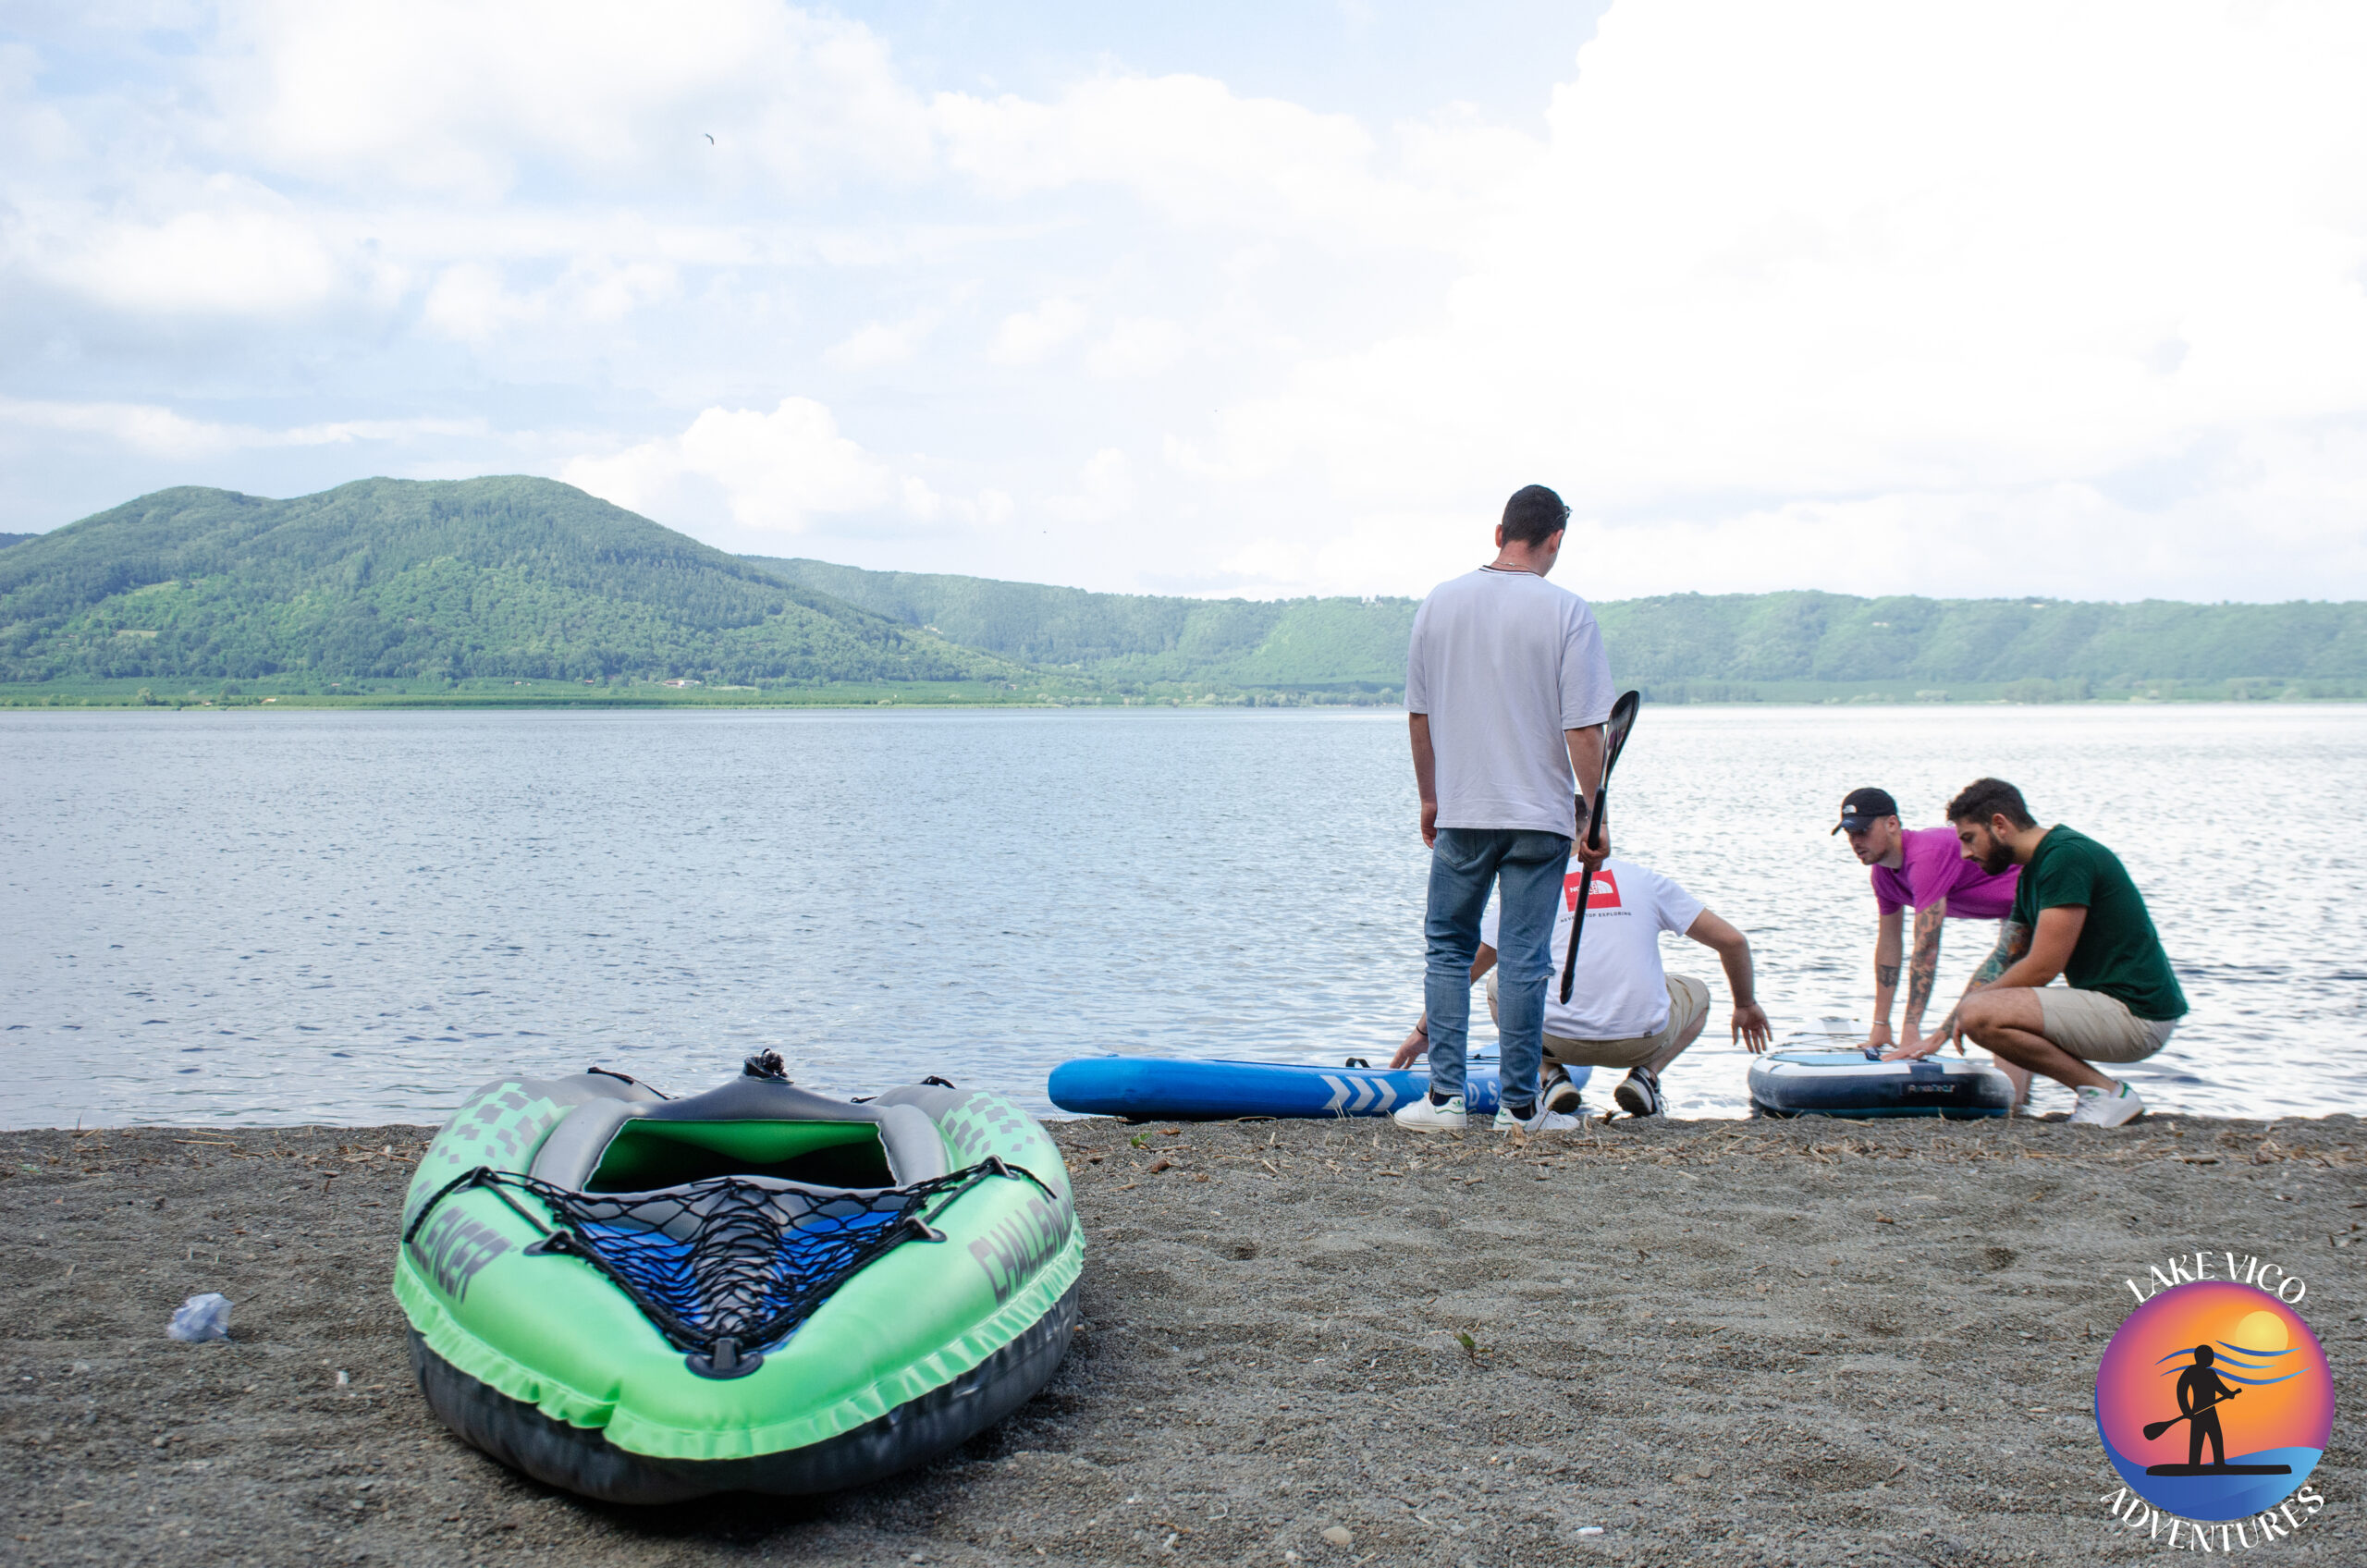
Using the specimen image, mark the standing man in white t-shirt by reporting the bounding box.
[1389,857,1773,1117]
[1392,484,1615,1134]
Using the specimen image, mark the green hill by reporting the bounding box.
[5,479,2359,704]
[1592,592,2367,697]
[743,557,1413,693]
[0,533,35,550]
[0,479,1019,687]
[752,558,2367,701]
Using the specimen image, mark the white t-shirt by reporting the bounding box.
[1404,567,1614,836]
[1480,857,1706,1040]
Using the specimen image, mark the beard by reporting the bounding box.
[1979,841,2015,876]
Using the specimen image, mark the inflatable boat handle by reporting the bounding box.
[584,1065,673,1098]
[975,1155,1061,1204]
[403,1165,557,1246]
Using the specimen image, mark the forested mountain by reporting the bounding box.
[743,557,1413,692]
[5,478,2357,700]
[0,533,34,550]
[750,557,2367,697]
[0,479,1017,686]
[1590,592,2367,690]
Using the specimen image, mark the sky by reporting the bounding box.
[5,1,2366,602]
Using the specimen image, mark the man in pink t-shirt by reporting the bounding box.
[1833,787,2021,1082]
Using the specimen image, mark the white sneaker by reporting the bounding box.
[1394,1094,1467,1133]
[1539,1064,1583,1116]
[1493,1103,1583,1133]
[2068,1081,2145,1127]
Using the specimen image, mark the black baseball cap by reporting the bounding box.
[1831,787,1899,835]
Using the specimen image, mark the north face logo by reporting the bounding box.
[1565,867,1622,913]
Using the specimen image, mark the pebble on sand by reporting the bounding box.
[1320,1525,1353,1547]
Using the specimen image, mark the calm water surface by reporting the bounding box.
[4,705,2361,1126]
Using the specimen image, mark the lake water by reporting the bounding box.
[4,704,2361,1128]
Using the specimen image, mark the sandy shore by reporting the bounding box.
[3,1112,2361,1567]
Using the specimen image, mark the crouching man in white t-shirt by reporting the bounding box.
[1391,856,1773,1117]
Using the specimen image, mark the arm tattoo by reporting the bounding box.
[1905,904,1944,1020]
[1876,963,1899,989]
[1969,920,2030,986]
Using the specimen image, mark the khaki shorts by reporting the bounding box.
[2037,986,2179,1064]
[1490,971,1711,1071]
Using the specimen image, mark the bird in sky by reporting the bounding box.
[704,133,715,144]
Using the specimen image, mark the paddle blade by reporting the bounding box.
[2142,1416,2176,1440]
[1560,692,1640,1005]
[1579,689,1640,853]
[1601,689,1641,772]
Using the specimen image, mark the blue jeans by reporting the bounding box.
[1424,827,1569,1112]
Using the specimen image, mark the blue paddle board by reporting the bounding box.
[1047,1056,1591,1121]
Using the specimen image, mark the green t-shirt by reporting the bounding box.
[2009,826,2188,1021]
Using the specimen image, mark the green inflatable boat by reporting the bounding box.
[394,1054,1082,1501]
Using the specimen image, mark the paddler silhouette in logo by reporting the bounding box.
[2094,1279,2333,1521]
[2148,1344,2278,1476]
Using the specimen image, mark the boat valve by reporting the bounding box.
[687,1335,766,1380]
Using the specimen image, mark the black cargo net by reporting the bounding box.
[405,1158,1053,1378]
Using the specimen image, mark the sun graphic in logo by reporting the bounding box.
[2095,1280,2334,1523]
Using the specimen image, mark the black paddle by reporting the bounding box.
[1559,690,1642,1005]
[2143,1387,2239,1440]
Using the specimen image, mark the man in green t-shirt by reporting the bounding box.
[1910,778,2187,1126]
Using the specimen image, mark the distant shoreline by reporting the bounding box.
[5,680,2363,712]
[7,697,2363,712]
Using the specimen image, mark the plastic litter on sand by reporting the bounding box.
[166,1292,231,1342]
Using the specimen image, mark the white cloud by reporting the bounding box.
[900,474,943,521]
[9,2,2367,601]
[1043,447,1134,524]
[1179,0,2367,595]
[1085,316,1191,378]
[0,397,485,459]
[1216,536,1316,586]
[418,257,678,343]
[933,72,1495,242]
[1209,508,1480,600]
[1550,423,2367,601]
[989,298,1088,365]
[567,258,678,324]
[216,0,933,199]
[561,398,957,536]
[42,206,344,318]
[417,263,517,341]
[823,311,939,371]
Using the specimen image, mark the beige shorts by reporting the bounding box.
[1490,971,1711,1071]
[2037,986,2179,1064]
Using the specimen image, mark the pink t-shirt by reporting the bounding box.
[1870,827,2019,920]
